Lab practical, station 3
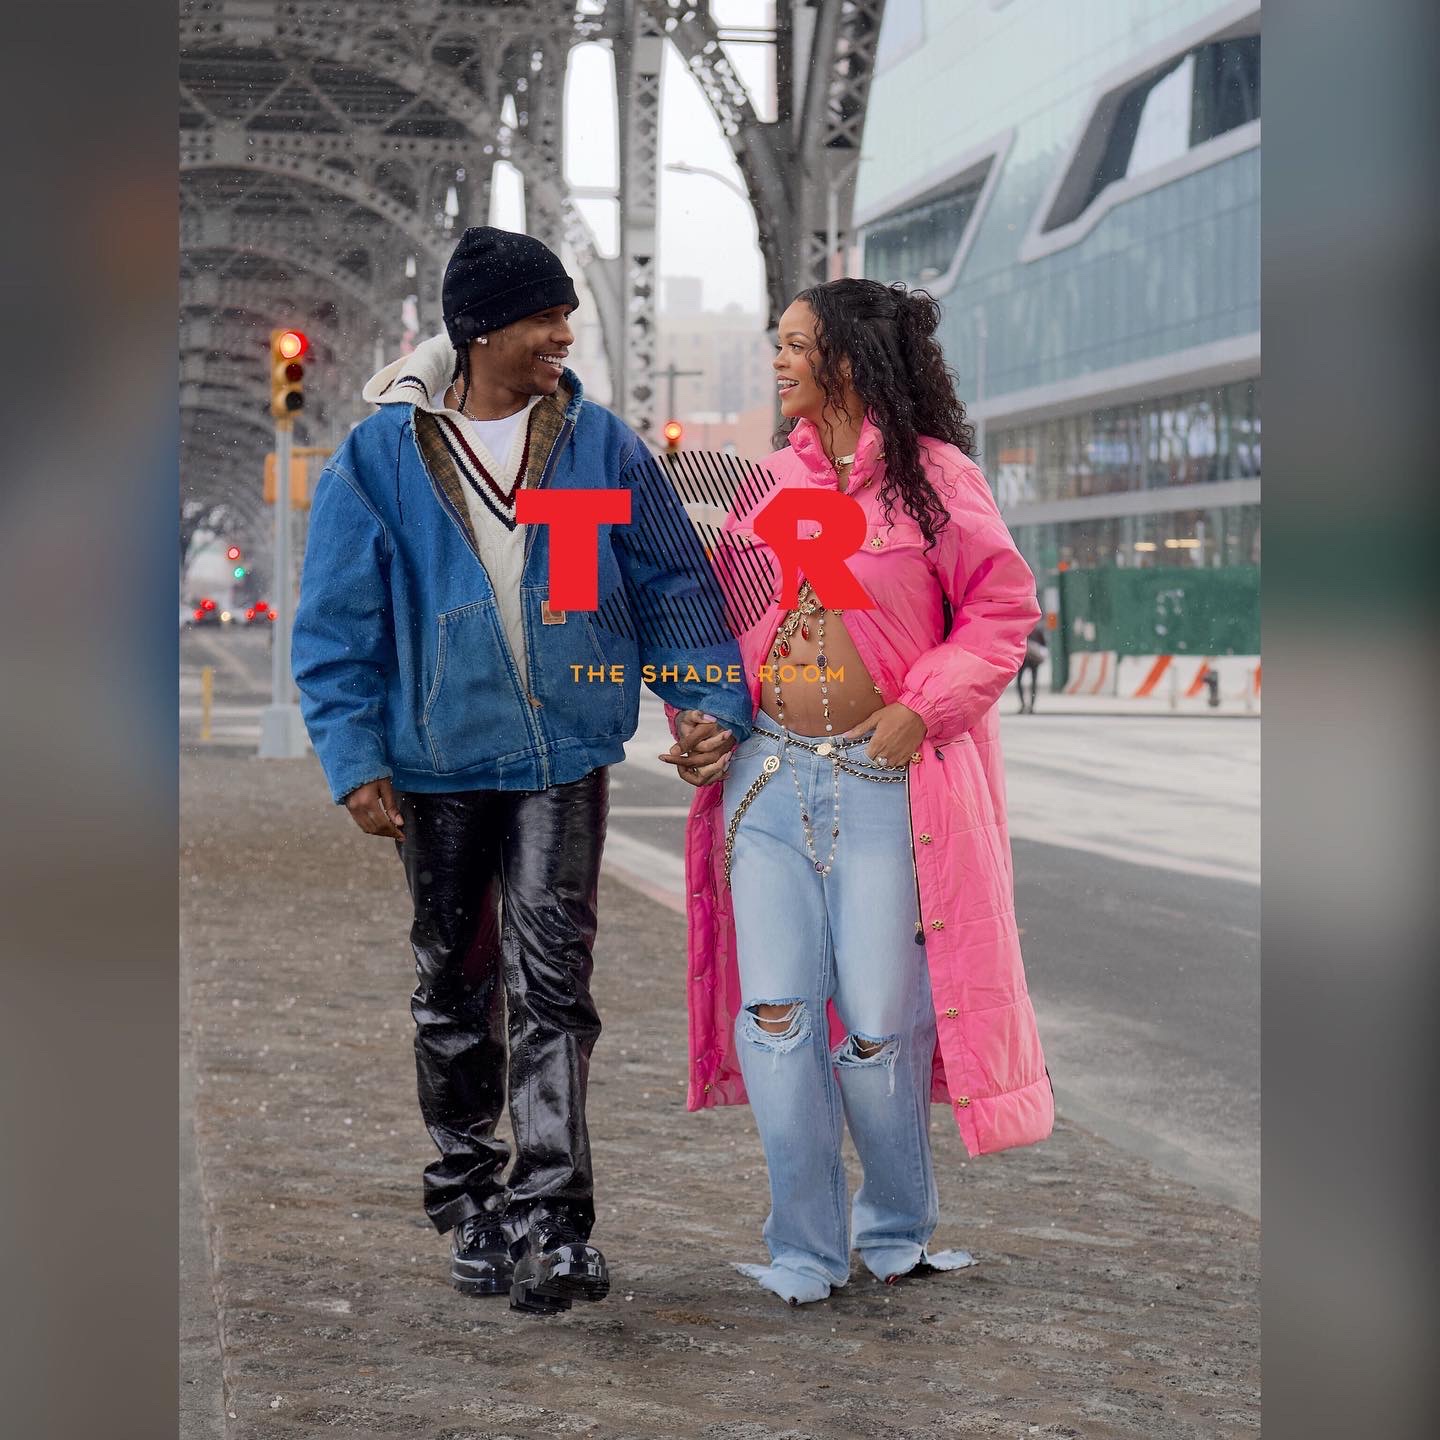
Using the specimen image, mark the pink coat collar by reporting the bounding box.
[786,414,885,491]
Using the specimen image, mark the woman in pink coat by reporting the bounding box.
[664,279,1052,1305]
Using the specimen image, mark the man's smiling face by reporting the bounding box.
[477,305,577,397]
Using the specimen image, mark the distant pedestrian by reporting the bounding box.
[665,278,1052,1305]
[292,227,750,1313]
[1017,620,1047,713]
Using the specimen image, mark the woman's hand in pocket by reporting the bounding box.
[840,703,927,768]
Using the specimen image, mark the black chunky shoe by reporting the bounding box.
[449,1215,513,1297]
[509,1214,609,1313]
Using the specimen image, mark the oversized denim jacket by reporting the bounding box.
[292,368,752,803]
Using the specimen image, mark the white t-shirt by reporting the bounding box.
[460,403,534,476]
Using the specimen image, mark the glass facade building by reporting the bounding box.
[856,0,1261,590]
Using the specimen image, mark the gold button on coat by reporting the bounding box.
[930,919,945,931]
[918,832,933,844]
[868,535,885,549]
[956,1096,971,1108]
[910,752,923,764]
[944,1007,958,1018]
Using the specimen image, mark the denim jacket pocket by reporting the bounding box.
[421,599,523,773]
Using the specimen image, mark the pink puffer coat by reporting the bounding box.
[680,415,1053,1156]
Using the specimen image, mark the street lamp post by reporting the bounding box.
[259,328,311,760]
[664,161,750,204]
[257,415,308,760]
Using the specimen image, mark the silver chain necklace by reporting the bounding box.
[448,383,485,422]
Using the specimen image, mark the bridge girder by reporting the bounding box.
[181,11,614,327]
[642,0,886,328]
[181,203,408,321]
[179,0,887,528]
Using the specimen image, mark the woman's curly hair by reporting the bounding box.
[786,278,975,548]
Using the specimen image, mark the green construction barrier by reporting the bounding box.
[1053,565,1260,688]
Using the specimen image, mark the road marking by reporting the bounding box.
[600,828,687,914]
[1006,821,1258,886]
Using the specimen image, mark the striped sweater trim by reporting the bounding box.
[435,413,533,511]
[432,419,522,533]
[410,381,574,550]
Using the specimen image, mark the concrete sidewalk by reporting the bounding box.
[181,747,1260,1439]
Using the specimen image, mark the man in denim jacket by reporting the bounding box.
[292,227,749,1313]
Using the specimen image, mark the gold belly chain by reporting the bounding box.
[723,731,905,889]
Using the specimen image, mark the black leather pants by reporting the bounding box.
[394,769,608,1238]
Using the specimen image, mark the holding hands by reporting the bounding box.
[659,710,736,788]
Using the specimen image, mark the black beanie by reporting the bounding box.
[442,226,579,346]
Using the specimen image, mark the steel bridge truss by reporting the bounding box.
[179,1,884,557]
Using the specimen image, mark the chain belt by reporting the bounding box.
[722,728,906,889]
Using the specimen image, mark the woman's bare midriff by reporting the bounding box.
[755,606,883,736]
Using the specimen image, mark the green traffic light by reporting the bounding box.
[233,566,246,579]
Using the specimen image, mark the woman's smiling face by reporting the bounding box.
[772,301,826,422]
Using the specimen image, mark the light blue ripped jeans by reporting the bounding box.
[723,716,974,1305]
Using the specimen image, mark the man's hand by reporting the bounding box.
[839,703,927,768]
[344,777,405,840]
[660,710,736,787]
[660,740,731,787]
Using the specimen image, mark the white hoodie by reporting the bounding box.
[365,333,541,687]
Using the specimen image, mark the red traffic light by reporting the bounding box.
[201,598,217,611]
[662,420,683,448]
[226,545,242,561]
[270,329,308,418]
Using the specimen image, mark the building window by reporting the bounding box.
[991,379,1259,509]
[1055,35,1260,231]
[864,171,989,289]
[1012,504,1260,578]
[1020,5,1260,260]
[859,131,1012,296]
[1192,35,1263,145]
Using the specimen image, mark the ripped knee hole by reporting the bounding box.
[751,1001,801,1035]
[834,1031,900,1065]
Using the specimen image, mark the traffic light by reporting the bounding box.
[662,419,683,452]
[226,544,246,579]
[269,328,308,421]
